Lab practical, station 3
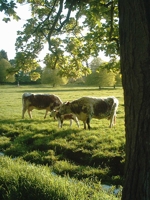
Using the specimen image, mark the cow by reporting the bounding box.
[22,93,63,119]
[50,110,80,128]
[57,96,119,130]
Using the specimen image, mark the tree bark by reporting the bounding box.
[119,0,150,199]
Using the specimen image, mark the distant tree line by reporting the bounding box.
[0,49,121,87]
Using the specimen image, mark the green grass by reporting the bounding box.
[0,156,121,200]
[0,85,125,199]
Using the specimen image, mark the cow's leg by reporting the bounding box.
[109,101,118,127]
[86,117,91,130]
[60,119,63,128]
[109,115,114,128]
[44,110,49,119]
[58,118,62,127]
[70,119,72,127]
[74,117,80,127]
[28,109,32,119]
[22,107,27,119]
[83,121,86,129]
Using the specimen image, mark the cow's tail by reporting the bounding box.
[109,98,119,127]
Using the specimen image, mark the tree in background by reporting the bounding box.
[41,67,67,87]
[0,58,15,83]
[85,57,116,88]
[14,66,42,85]
[97,69,115,88]
[85,71,99,86]
[8,52,41,84]
[0,50,15,83]
[30,66,42,82]
[115,73,122,87]
[90,57,103,72]
[0,50,8,60]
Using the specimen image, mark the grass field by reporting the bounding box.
[0,85,125,199]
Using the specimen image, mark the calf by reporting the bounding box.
[58,96,119,130]
[22,93,63,119]
[50,110,79,128]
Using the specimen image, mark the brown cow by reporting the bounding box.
[22,93,63,119]
[50,110,80,128]
[57,96,119,129]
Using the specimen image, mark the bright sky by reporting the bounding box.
[0,3,109,64]
[0,4,30,60]
[0,3,49,63]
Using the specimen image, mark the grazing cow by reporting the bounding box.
[58,96,119,130]
[22,93,63,119]
[50,110,80,128]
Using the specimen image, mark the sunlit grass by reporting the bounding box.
[0,156,121,200]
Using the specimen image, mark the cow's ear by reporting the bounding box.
[65,101,70,105]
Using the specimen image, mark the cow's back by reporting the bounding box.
[22,93,62,109]
[28,94,60,109]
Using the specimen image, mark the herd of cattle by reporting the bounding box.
[22,92,119,130]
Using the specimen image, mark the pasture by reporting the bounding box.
[0,85,125,199]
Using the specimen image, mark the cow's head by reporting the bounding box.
[50,110,57,118]
[58,101,71,115]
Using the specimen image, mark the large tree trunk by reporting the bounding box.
[119,0,150,199]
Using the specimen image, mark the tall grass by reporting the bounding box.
[0,156,121,200]
[0,85,125,199]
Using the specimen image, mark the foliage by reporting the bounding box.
[0,49,8,60]
[115,73,122,87]
[85,71,100,86]
[30,66,42,82]
[97,69,116,88]
[14,52,40,72]
[14,0,119,75]
[30,71,41,81]
[85,57,116,87]
[0,0,20,22]
[41,67,68,86]
[43,53,91,80]
[0,58,15,83]
[101,58,120,73]
[7,52,42,82]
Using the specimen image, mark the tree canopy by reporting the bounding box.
[0,0,20,22]
[14,0,119,76]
